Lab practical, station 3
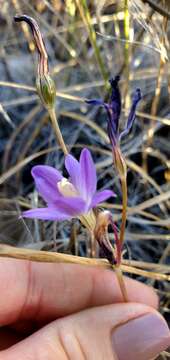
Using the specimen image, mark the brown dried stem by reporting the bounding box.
[0,245,169,282]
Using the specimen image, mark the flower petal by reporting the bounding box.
[80,148,97,202]
[119,88,141,140]
[108,76,121,136]
[51,196,87,216]
[22,207,70,221]
[107,118,118,148]
[31,165,63,203]
[91,190,116,208]
[22,195,87,221]
[65,154,81,194]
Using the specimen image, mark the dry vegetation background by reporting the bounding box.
[0,0,169,358]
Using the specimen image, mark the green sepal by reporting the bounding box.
[36,74,56,109]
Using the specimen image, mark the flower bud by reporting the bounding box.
[36,74,56,109]
[14,15,56,110]
[113,147,127,179]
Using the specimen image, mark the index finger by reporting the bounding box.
[0,258,158,327]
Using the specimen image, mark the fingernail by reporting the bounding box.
[112,313,170,360]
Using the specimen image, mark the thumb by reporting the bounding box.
[1,303,170,360]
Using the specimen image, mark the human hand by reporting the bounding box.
[0,258,169,359]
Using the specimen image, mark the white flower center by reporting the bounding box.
[57,178,79,198]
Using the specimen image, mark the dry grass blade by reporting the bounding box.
[60,110,109,143]
[75,0,108,83]
[2,105,41,171]
[0,147,57,184]
[0,81,35,92]
[0,103,15,129]
[0,245,169,282]
[141,0,170,20]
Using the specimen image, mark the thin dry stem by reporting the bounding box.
[48,108,68,155]
[119,176,128,248]
[0,246,169,282]
[111,216,128,301]
[114,173,128,301]
[115,266,128,302]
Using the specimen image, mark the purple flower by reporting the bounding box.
[86,76,141,147]
[22,148,115,221]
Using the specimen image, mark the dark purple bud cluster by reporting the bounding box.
[86,76,141,148]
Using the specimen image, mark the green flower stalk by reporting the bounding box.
[14,15,68,155]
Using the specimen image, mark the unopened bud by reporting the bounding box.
[14,15,56,109]
[113,147,127,179]
[36,74,56,109]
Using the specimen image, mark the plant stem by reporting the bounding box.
[117,175,128,301]
[119,175,128,248]
[124,0,131,109]
[90,230,97,258]
[115,265,128,302]
[48,107,68,155]
[112,149,128,301]
[111,213,128,302]
[75,0,108,86]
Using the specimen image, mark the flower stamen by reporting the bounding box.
[57,178,79,198]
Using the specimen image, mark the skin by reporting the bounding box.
[0,258,161,359]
